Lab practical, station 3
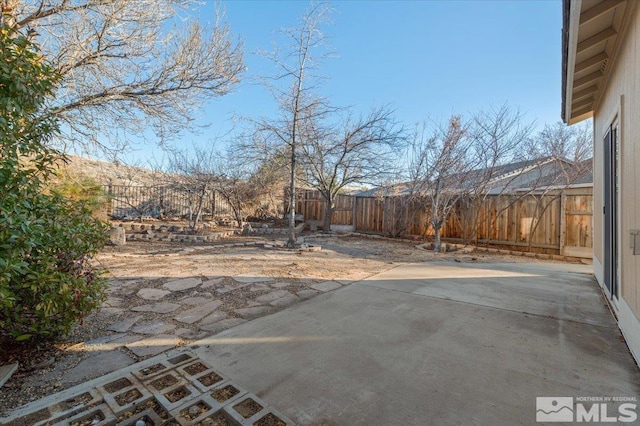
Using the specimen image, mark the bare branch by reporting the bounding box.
[9,0,244,156]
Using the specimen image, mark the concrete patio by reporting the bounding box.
[192,261,640,425]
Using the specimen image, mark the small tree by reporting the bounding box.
[299,106,404,231]
[461,104,535,243]
[253,2,334,247]
[167,147,220,231]
[167,146,258,230]
[0,16,107,341]
[408,116,474,252]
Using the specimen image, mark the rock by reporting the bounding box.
[102,296,123,307]
[174,300,223,324]
[0,363,19,387]
[248,284,270,292]
[201,277,224,289]
[106,227,126,245]
[179,296,211,306]
[173,328,206,340]
[199,311,229,325]
[137,288,170,301]
[107,315,142,333]
[269,294,299,308]
[163,277,202,292]
[61,351,134,385]
[131,303,181,314]
[233,306,273,319]
[296,289,320,299]
[255,290,293,304]
[242,223,253,236]
[130,320,176,335]
[125,335,180,358]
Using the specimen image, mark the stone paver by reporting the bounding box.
[179,296,211,306]
[234,306,273,319]
[0,363,18,388]
[125,334,181,358]
[174,300,223,324]
[199,318,248,333]
[163,277,202,292]
[102,296,122,307]
[130,320,176,335]
[137,288,170,301]
[296,289,320,299]
[200,311,229,325]
[200,277,224,289]
[82,333,126,351]
[255,290,294,304]
[271,282,290,288]
[173,328,207,340]
[106,315,141,333]
[97,307,124,318]
[215,282,256,294]
[131,303,181,314]
[269,294,299,308]
[311,281,342,292]
[249,284,271,292]
[107,333,143,348]
[61,351,134,385]
[232,275,275,283]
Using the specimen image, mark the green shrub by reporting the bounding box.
[0,178,109,340]
[0,18,108,341]
[51,172,110,220]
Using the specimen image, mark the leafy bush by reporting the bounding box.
[0,18,108,341]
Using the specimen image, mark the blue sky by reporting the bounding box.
[123,0,563,164]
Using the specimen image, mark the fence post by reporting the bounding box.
[559,191,567,256]
[352,196,358,230]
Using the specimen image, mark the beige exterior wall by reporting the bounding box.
[593,3,640,318]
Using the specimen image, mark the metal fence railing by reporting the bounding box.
[104,185,232,220]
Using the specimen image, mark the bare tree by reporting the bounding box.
[408,116,474,252]
[6,0,244,156]
[299,106,404,231]
[535,121,593,162]
[460,104,535,243]
[167,145,263,231]
[251,2,334,247]
[167,147,220,231]
[519,123,593,252]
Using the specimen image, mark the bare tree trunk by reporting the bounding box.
[323,195,334,232]
[287,146,297,248]
[433,223,442,252]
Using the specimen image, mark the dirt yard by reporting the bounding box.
[0,233,574,417]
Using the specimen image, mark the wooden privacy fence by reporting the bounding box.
[104,185,232,220]
[296,187,593,257]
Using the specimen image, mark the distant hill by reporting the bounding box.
[57,156,169,186]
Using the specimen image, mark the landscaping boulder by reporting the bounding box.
[107,226,126,245]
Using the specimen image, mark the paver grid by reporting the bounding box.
[2,349,294,426]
